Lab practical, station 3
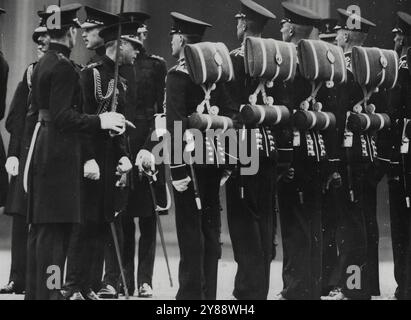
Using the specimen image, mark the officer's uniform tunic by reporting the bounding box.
[25,43,102,300]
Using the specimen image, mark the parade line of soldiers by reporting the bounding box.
[0,0,410,301]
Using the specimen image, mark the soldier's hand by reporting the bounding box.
[135,149,156,173]
[99,112,126,134]
[283,168,295,183]
[84,159,100,181]
[5,157,19,177]
[324,172,342,191]
[117,157,133,174]
[172,177,192,193]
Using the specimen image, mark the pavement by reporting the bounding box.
[0,239,397,301]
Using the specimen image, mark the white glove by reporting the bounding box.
[172,177,192,193]
[135,149,156,173]
[117,157,133,174]
[99,112,126,134]
[5,157,19,177]
[84,159,100,180]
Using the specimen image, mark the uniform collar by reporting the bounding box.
[95,45,106,57]
[49,42,71,58]
[102,55,116,71]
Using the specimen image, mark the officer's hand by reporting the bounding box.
[283,168,295,183]
[324,172,342,191]
[99,112,126,134]
[5,157,19,177]
[84,159,100,180]
[172,177,192,193]
[135,149,156,173]
[220,170,232,187]
[117,157,133,174]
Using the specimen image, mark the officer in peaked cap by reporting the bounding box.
[393,11,411,56]
[32,13,49,54]
[226,0,277,300]
[81,6,120,64]
[319,18,338,43]
[64,9,128,301]
[0,7,8,210]
[388,10,411,300]
[120,11,151,45]
[119,11,168,299]
[65,19,137,300]
[25,3,128,300]
[0,9,50,296]
[41,3,83,29]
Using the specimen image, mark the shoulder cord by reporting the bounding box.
[93,68,117,114]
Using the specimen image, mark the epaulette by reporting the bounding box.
[81,60,104,72]
[170,58,188,74]
[149,54,166,62]
[57,52,70,63]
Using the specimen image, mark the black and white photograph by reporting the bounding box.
[0,0,410,304]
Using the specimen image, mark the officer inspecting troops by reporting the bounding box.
[80,17,140,300]
[81,6,116,65]
[24,4,129,300]
[62,7,124,301]
[0,8,9,210]
[0,11,49,296]
[388,11,411,301]
[119,12,168,299]
[225,0,277,301]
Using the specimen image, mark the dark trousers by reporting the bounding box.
[363,165,381,296]
[321,188,339,295]
[388,165,411,300]
[25,224,72,300]
[174,166,222,300]
[278,167,323,300]
[100,218,124,290]
[332,164,370,299]
[226,160,274,300]
[122,215,157,294]
[324,163,380,300]
[65,222,107,294]
[8,215,28,291]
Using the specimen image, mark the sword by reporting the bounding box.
[110,220,130,300]
[143,170,174,287]
[23,122,41,193]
